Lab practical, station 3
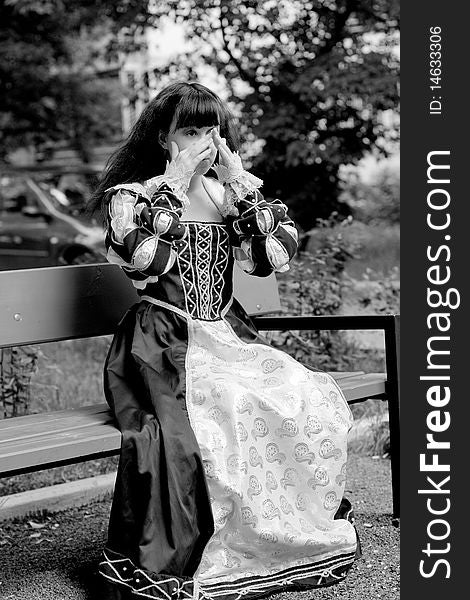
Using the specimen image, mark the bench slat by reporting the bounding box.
[0,431,121,477]
[0,416,116,446]
[328,371,364,380]
[0,423,120,456]
[0,405,112,434]
[331,372,386,402]
[0,372,387,477]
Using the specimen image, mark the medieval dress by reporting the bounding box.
[97,167,359,599]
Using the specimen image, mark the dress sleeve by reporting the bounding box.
[228,188,299,278]
[105,181,187,289]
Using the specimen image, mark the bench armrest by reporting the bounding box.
[252,314,400,331]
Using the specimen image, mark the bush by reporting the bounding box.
[273,217,399,374]
[0,346,40,418]
[340,161,400,226]
[344,267,400,314]
[273,217,360,370]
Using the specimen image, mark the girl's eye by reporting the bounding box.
[186,130,198,136]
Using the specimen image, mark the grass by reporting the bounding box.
[348,399,390,456]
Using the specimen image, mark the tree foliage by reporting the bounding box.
[0,0,137,161]
[1,1,399,228]
[147,0,400,229]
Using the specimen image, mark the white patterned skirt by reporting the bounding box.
[186,317,357,596]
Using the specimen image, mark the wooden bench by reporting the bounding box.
[0,264,400,517]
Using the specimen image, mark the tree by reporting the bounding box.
[0,0,140,161]
[1,1,399,229]
[147,0,400,230]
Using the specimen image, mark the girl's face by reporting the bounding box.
[163,124,219,175]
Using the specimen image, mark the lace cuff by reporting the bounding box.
[212,152,263,204]
[144,161,192,210]
[215,173,263,220]
[214,165,263,197]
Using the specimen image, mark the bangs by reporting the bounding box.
[171,88,222,130]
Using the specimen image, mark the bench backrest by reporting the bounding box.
[0,263,281,348]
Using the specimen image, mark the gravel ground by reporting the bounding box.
[0,455,399,600]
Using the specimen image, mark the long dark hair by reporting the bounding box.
[88,81,240,220]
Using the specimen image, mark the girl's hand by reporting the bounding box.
[169,136,215,169]
[164,137,215,190]
[211,130,244,183]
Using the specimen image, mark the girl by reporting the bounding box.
[90,81,359,600]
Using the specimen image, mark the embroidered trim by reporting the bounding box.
[140,295,234,322]
[99,548,194,599]
[99,546,355,600]
[228,173,263,201]
[213,158,263,191]
[176,223,231,320]
[213,160,263,213]
[140,296,194,321]
[201,552,354,589]
[211,154,244,184]
[198,552,356,599]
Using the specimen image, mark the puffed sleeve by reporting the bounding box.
[227,188,299,277]
[105,181,187,289]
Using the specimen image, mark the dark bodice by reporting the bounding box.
[138,222,234,321]
[104,177,298,318]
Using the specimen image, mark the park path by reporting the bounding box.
[0,455,399,600]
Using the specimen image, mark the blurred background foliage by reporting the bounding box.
[1,0,399,230]
[0,1,126,162]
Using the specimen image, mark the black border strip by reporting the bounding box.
[402,2,466,596]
